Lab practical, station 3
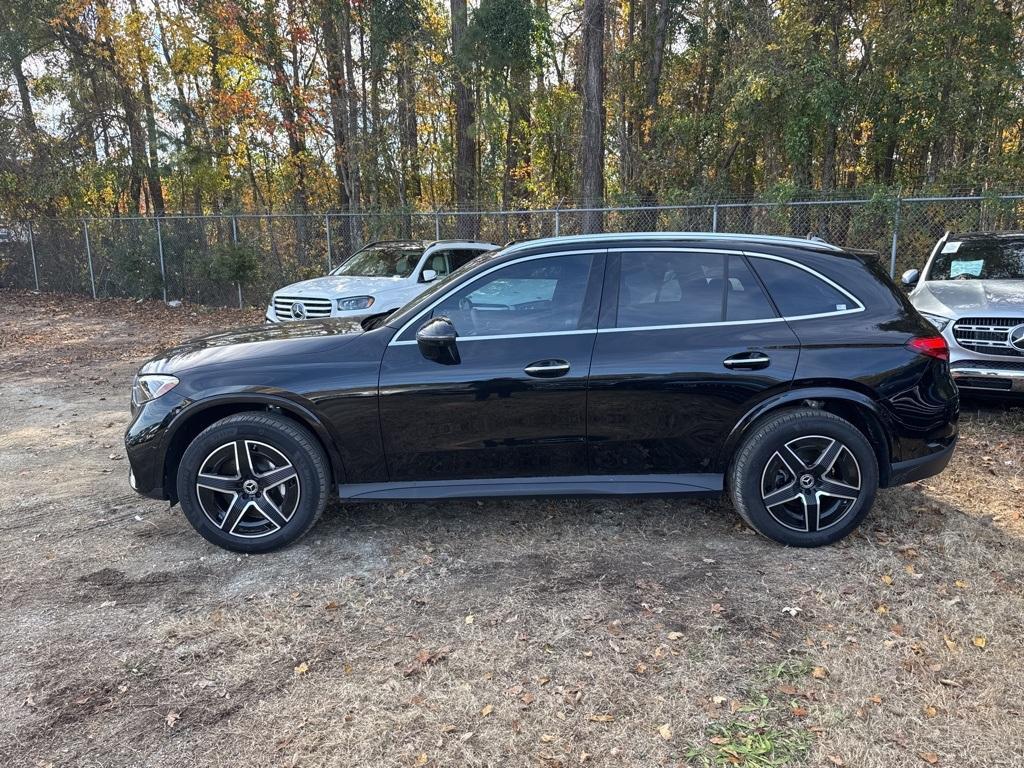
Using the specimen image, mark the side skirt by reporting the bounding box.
[338,473,724,501]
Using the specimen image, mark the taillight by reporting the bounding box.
[906,335,949,362]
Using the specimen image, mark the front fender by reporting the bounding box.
[162,390,348,486]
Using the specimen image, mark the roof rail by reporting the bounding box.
[501,231,844,254]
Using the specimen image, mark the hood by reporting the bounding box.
[914,280,1024,316]
[140,318,366,376]
[273,274,410,298]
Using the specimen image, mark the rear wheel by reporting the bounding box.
[176,412,329,553]
[729,408,878,547]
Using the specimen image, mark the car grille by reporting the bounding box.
[952,317,1024,357]
[273,295,333,320]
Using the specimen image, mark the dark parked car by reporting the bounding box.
[126,233,959,552]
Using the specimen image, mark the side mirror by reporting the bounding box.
[421,268,438,283]
[415,316,460,364]
[901,269,920,287]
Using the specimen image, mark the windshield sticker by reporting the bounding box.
[941,241,962,254]
[949,259,984,277]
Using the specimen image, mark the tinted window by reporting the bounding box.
[428,253,594,338]
[616,252,775,328]
[928,239,1024,280]
[724,257,777,321]
[749,258,855,316]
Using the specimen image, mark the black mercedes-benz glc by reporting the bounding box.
[126,233,959,552]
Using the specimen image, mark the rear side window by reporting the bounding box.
[749,257,856,317]
[615,252,776,328]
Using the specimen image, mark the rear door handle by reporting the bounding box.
[524,359,571,378]
[723,352,771,370]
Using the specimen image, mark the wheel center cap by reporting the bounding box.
[242,479,259,495]
[799,473,815,490]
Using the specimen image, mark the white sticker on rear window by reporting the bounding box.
[836,303,847,310]
[950,259,983,277]
[941,240,961,254]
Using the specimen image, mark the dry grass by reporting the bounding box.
[1,289,1022,768]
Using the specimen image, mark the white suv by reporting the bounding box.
[265,239,497,323]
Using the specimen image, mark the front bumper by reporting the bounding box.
[949,360,1024,393]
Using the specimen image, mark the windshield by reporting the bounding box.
[331,244,424,278]
[928,239,1024,281]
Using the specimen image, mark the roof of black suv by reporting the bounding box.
[950,231,1024,241]
[501,232,845,256]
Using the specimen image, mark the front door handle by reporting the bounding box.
[524,359,571,378]
[723,352,771,370]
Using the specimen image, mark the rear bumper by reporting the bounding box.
[950,361,1024,393]
[886,436,957,487]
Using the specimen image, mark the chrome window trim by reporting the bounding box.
[388,245,865,347]
[388,249,607,346]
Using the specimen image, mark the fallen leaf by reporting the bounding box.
[778,683,798,695]
[415,754,428,766]
[324,601,338,610]
[881,574,894,585]
[918,751,940,765]
[165,711,180,727]
[812,666,829,679]
[520,692,535,707]
[480,704,493,717]
[540,734,555,743]
[589,714,614,722]
[954,580,968,589]
[658,723,672,740]
[827,755,845,766]
[923,705,938,718]
[944,636,958,652]
[791,705,809,717]
[464,615,474,625]
[667,631,684,640]
[781,606,802,617]
[972,635,987,649]
[709,736,729,745]
[294,662,309,676]
[875,603,889,614]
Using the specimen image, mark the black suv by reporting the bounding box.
[126,233,959,552]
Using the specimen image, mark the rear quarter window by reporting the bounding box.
[749,257,858,317]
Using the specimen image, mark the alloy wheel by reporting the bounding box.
[759,435,862,533]
[195,440,301,538]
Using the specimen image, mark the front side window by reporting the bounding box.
[331,244,424,278]
[927,239,1024,281]
[615,252,776,328]
[425,253,595,338]
[749,257,857,317]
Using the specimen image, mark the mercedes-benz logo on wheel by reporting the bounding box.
[290,301,307,320]
[1009,323,1024,351]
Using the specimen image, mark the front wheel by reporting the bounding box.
[176,412,330,553]
[729,408,879,547]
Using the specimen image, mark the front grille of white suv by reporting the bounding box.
[952,317,1024,357]
[273,295,333,320]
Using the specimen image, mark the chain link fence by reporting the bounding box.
[2,194,1023,309]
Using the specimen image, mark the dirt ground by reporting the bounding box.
[1,289,1022,768]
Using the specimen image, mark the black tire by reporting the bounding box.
[728,408,878,547]
[176,411,330,553]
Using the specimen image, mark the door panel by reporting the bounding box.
[587,250,800,474]
[379,251,605,481]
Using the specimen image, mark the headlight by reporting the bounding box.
[337,296,374,311]
[919,312,951,332]
[132,374,179,406]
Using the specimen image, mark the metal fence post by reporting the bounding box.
[155,216,167,303]
[712,204,719,232]
[325,214,333,271]
[231,216,242,309]
[554,204,561,236]
[27,221,39,291]
[434,209,441,240]
[83,219,96,299]
[889,196,902,278]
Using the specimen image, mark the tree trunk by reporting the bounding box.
[451,0,478,237]
[580,0,605,233]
